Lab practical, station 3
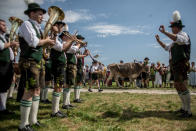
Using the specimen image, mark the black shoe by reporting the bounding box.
[88,89,93,92]
[98,89,103,92]
[18,125,34,131]
[179,111,193,118]
[62,105,71,109]
[69,104,75,108]
[44,99,51,104]
[31,121,45,128]
[73,99,82,103]
[174,108,186,114]
[51,111,67,118]
[8,97,14,100]
[57,110,64,115]
[40,100,45,103]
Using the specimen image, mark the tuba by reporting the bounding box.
[43,6,65,59]
[9,16,23,75]
[9,16,23,55]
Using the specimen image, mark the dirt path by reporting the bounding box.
[79,88,196,95]
[49,88,196,95]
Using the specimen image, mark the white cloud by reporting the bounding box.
[0,0,28,31]
[92,50,102,54]
[64,10,94,23]
[86,24,144,37]
[147,43,161,48]
[88,44,102,48]
[46,0,66,3]
[0,0,45,32]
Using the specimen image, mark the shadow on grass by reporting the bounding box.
[0,99,20,121]
[0,125,18,131]
[118,107,196,121]
[102,110,121,118]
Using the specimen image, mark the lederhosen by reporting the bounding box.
[50,44,66,86]
[92,66,98,81]
[19,21,44,90]
[170,38,190,82]
[45,56,53,82]
[76,51,83,84]
[0,36,14,93]
[66,52,77,86]
[150,67,155,81]
[141,62,149,80]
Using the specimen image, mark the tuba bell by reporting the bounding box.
[43,6,65,59]
[43,6,65,38]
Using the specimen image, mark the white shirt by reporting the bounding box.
[19,19,41,48]
[52,36,63,52]
[164,31,190,60]
[91,64,99,73]
[98,64,104,71]
[66,44,79,54]
[0,33,14,61]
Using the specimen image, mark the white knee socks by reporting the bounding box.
[63,88,70,106]
[29,96,40,125]
[0,92,8,111]
[19,100,32,129]
[52,92,61,114]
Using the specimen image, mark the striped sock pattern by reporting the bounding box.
[30,96,40,125]
[52,92,61,114]
[63,88,70,106]
[19,100,32,129]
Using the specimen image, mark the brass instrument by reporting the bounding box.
[9,16,23,75]
[43,6,65,58]
[9,16,23,55]
[62,31,87,46]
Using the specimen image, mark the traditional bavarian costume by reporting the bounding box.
[18,3,47,130]
[163,11,192,117]
[0,32,14,112]
[62,42,78,109]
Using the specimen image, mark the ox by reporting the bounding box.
[106,62,149,87]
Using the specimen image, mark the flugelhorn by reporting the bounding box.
[43,6,65,59]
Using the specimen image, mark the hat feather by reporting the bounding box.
[172,10,181,22]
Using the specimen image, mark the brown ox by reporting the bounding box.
[106,62,149,87]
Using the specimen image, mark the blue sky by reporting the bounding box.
[1,0,196,65]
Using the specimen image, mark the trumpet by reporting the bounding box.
[62,31,87,47]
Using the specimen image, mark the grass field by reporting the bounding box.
[0,90,196,131]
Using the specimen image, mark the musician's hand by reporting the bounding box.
[87,50,90,55]
[10,41,19,47]
[52,25,59,33]
[155,34,160,42]
[159,25,165,33]
[46,37,55,46]
[83,49,89,56]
